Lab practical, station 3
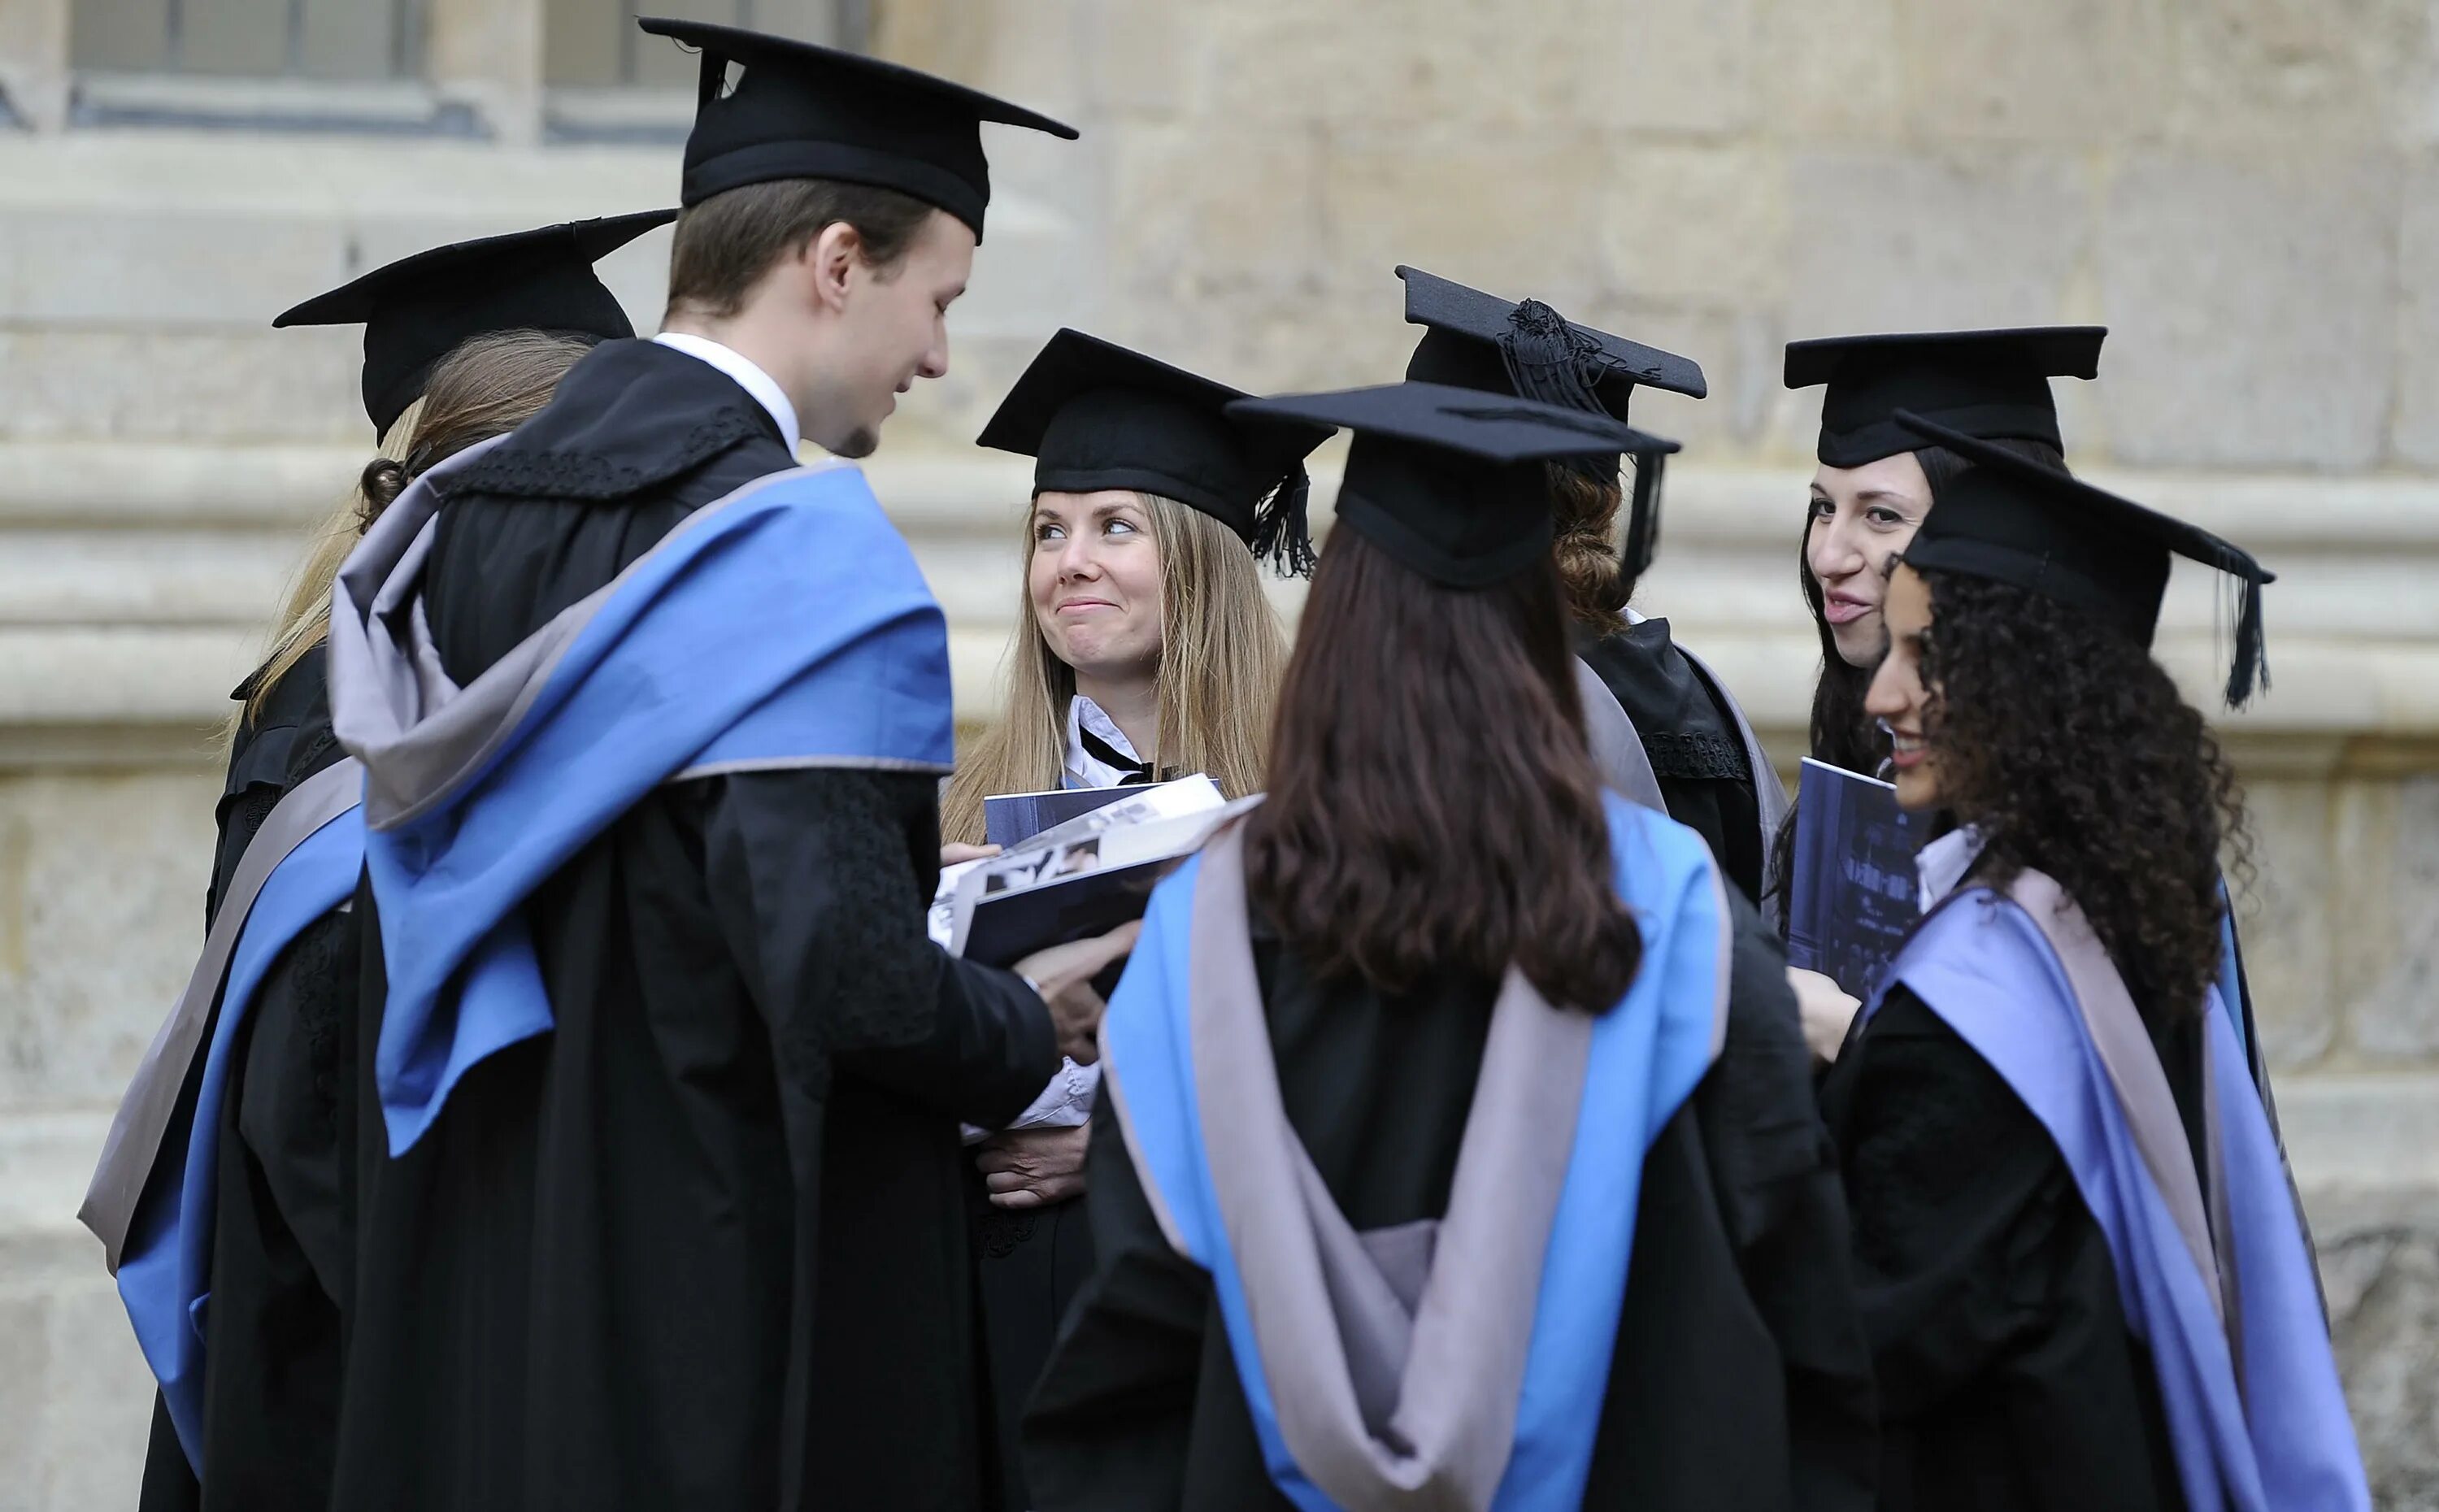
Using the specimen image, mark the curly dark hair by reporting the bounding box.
[1915,568,2248,1026]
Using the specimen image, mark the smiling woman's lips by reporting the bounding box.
[1056,599,1116,615]
[1823,598,1872,625]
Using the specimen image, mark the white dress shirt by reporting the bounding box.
[651,331,801,453]
[1915,823,1986,912]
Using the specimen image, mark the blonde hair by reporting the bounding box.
[224,328,598,744]
[940,493,1288,845]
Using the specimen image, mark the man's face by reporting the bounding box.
[813,210,973,458]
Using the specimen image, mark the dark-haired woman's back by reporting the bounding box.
[1025,867,1875,1510]
[1023,384,1874,1511]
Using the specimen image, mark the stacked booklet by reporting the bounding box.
[930,775,1259,970]
[1785,757,1935,1002]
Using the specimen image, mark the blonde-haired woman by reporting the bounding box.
[950,329,1328,1512]
[944,331,1321,837]
[135,213,654,1512]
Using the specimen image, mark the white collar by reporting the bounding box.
[651,332,801,452]
[1915,823,1986,911]
[1064,696,1147,789]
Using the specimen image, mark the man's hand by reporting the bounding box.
[1015,920,1142,1065]
[976,1124,1091,1210]
[1786,967,1862,1065]
[941,841,1002,867]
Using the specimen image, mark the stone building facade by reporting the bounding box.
[2,1,2435,1506]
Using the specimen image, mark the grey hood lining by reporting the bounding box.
[1185,820,1593,1509]
[80,756,365,1270]
[1572,656,1665,815]
[2005,870,2229,1336]
[328,437,859,832]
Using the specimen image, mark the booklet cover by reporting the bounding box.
[984,786,1138,849]
[950,793,1259,971]
[1786,758,1935,1001]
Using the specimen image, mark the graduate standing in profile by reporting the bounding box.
[85,215,662,1512]
[322,21,1111,1511]
[1823,415,2367,1510]
[1394,267,1784,908]
[1024,382,1876,1511]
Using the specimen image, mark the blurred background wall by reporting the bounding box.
[2,1,2435,1505]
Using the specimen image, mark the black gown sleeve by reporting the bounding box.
[696,767,1059,1129]
[1831,989,2185,1511]
[1698,898,1880,1510]
[1020,1094,1212,1512]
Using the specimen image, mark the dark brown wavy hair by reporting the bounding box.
[1916,568,2247,1026]
[1243,527,1643,1012]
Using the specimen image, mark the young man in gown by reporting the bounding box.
[323,21,1112,1511]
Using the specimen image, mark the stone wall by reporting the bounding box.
[2,0,2437,1506]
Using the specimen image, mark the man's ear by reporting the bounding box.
[805,220,864,315]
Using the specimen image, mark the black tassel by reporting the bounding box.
[1252,466,1317,578]
[1500,301,1614,481]
[2225,571,2269,709]
[1621,451,1666,584]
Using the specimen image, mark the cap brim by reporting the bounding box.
[1228,381,1680,465]
[272,208,675,328]
[637,17,1079,139]
[1395,264,1708,402]
[1893,408,2270,584]
[1785,325,2106,390]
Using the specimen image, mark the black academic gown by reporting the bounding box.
[1818,984,2206,1511]
[328,340,1060,1512]
[1024,892,1879,1511]
[1580,618,1767,904]
[137,644,357,1512]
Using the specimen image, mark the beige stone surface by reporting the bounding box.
[0,771,221,1112]
[2097,152,2398,471]
[1893,0,2171,142]
[2394,163,2439,467]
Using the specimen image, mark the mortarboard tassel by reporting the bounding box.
[2225,570,2269,709]
[1252,465,1317,579]
[1500,301,1615,483]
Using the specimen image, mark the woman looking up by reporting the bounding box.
[950,328,1329,1511]
[946,328,1325,832]
[1822,413,2362,1511]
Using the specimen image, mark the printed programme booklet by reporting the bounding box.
[984,785,1140,849]
[929,776,1246,969]
[1786,757,1935,1002]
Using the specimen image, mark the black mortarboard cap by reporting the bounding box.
[273,210,673,437]
[1398,266,1702,582]
[1894,411,2273,707]
[639,18,1078,241]
[1397,265,1707,419]
[1785,326,2106,467]
[1225,382,1680,590]
[977,329,1334,575]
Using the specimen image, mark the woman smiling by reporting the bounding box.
[1817,413,2363,1510]
[944,329,1324,833]
[946,328,1328,1512]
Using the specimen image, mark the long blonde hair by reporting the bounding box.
[940,493,1288,845]
[225,328,598,741]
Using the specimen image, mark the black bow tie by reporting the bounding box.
[1078,726,1166,785]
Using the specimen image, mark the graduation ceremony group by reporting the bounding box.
[76,14,2376,1512]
